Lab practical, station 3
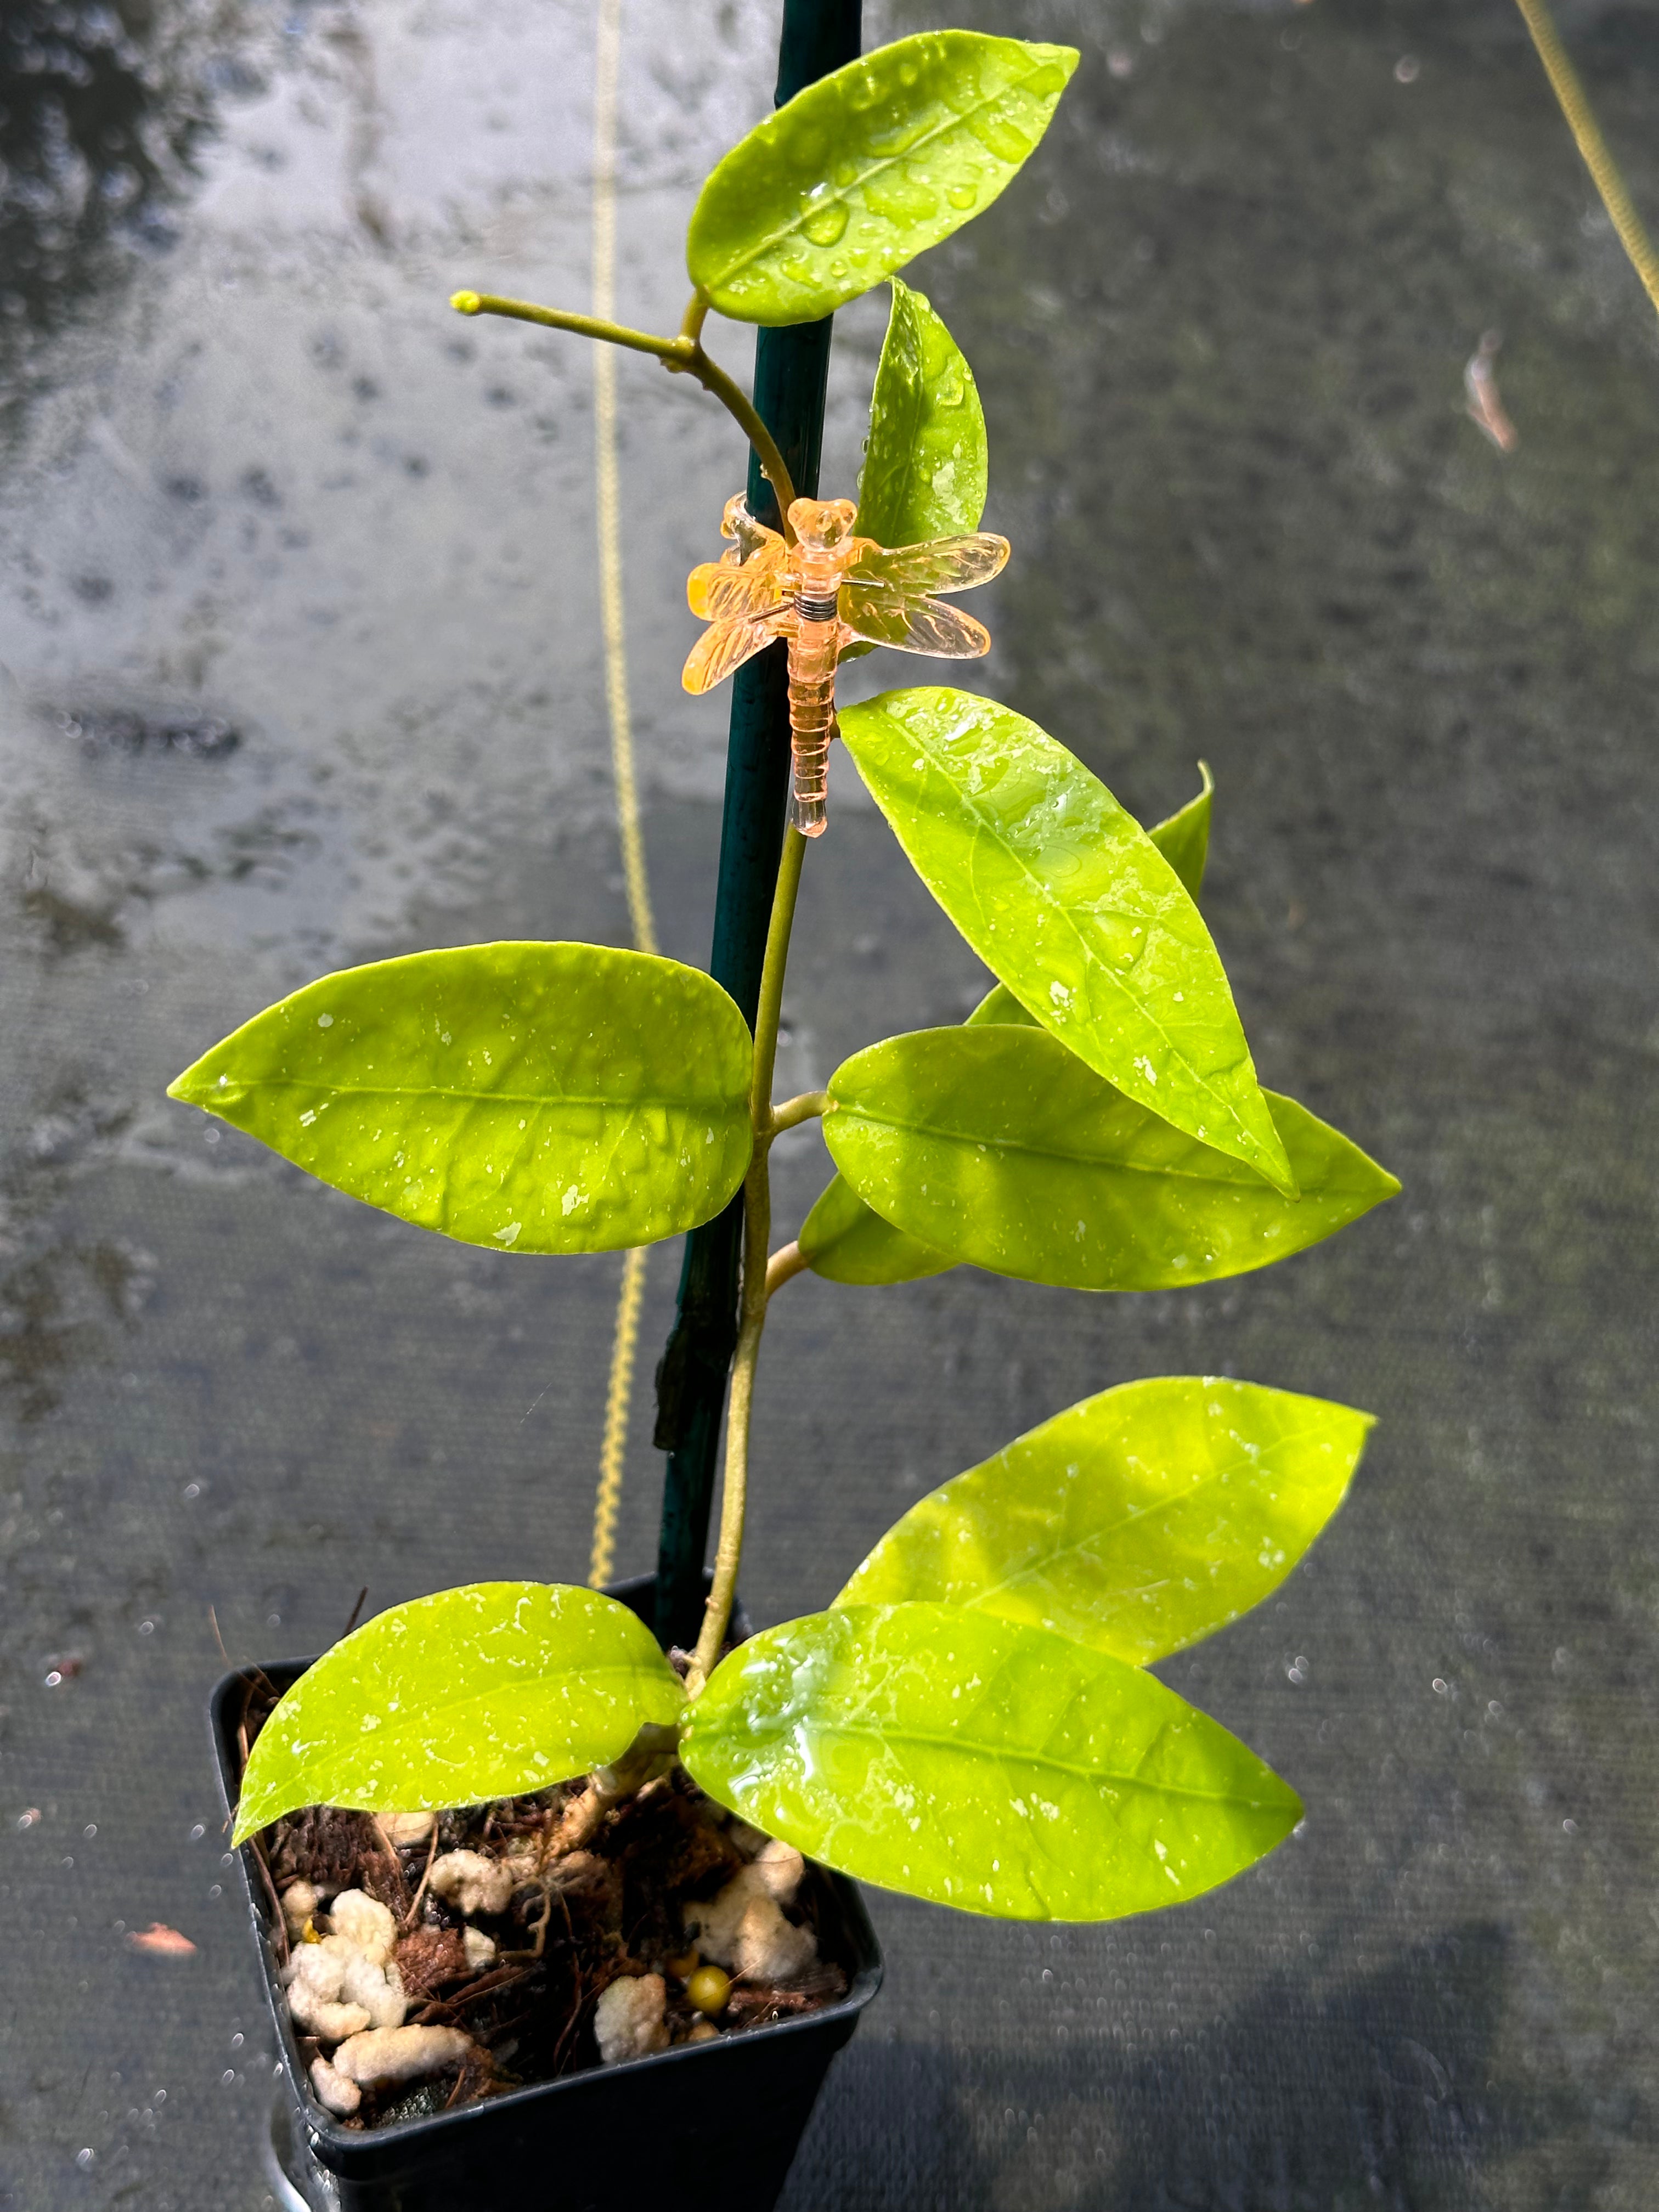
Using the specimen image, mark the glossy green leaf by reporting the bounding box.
[686,32,1078,325]
[168,943,753,1255]
[963,981,1040,1029]
[798,1163,953,1286]
[799,766,1221,1286]
[838,691,1294,1195]
[683,1603,1300,1919]
[823,1024,1398,1293]
[856,278,988,546]
[1148,760,1213,903]
[836,1378,1372,1662]
[233,1583,685,1844]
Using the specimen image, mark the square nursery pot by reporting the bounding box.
[209,1572,884,2212]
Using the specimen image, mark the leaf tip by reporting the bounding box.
[166,1059,215,1110]
[229,1803,264,1849]
[1263,1156,1301,1203]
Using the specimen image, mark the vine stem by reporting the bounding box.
[686,827,809,1693]
[765,1240,809,1299]
[451,290,799,533]
[1511,0,1659,321]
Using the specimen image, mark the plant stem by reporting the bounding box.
[1511,0,1659,321]
[770,1090,829,1132]
[687,827,808,1692]
[765,1241,809,1299]
[451,290,798,526]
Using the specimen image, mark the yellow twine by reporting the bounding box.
[589,0,656,1589]
[1513,0,1659,323]
[591,1243,648,1588]
[591,0,657,961]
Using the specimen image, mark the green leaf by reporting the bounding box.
[686,32,1079,326]
[856,278,988,546]
[233,1583,685,1844]
[1148,760,1213,903]
[798,1164,953,1286]
[838,691,1294,1195]
[823,1024,1398,1293]
[836,1378,1372,1662]
[963,981,1040,1028]
[168,943,753,1255]
[798,765,1221,1288]
[682,1603,1300,1919]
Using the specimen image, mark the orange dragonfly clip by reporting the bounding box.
[683,494,1009,837]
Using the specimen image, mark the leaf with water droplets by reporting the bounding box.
[682,1603,1300,1918]
[233,1583,685,1844]
[799,763,1237,1286]
[821,1023,1397,1293]
[857,277,988,546]
[836,1378,1373,1661]
[687,32,1078,325]
[168,943,753,1254]
[838,691,1295,1194]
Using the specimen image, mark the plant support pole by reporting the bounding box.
[652,0,862,1650]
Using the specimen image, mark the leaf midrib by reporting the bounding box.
[205,1076,744,1117]
[953,1419,1341,1612]
[709,46,1051,291]
[832,1099,1282,1192]
[707,1708,1280,1813]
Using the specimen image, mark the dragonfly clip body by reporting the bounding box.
[684,495,1010,837]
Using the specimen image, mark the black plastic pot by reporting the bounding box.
[208,1573,884,2212]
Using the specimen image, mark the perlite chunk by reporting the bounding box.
[283,1931,406,2038]
[280,1880,321,1938]
[380,1811,437,1847]
[308,2055,362,2119]
[684,1852,816,1983]
[593,1973,669,2065]
[331,2025,472,2087]
[328,1889,398,1966]
[749,1838,805,1905]
[428,1849,521,1917]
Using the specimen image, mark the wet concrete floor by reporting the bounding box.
[2,0,1658,2205]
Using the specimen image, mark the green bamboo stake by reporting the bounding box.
[652,0,862,1649]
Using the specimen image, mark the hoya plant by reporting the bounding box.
[175,32,1396,1937]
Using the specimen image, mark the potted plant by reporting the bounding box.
[173,24,1398,2212]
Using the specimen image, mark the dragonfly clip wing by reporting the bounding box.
[845,532,1009,598]
[682,608,792,695]
[839,578,991,661]
[688,551,789,622]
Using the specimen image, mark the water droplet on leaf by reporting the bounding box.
[803,201,850,247]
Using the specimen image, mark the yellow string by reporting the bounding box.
[591,1244,648,1587]
[589,0,656,1589]
[591,0,658,960]
[1513,0,1659,322]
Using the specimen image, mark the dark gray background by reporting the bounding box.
[2,0,1656,2204]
